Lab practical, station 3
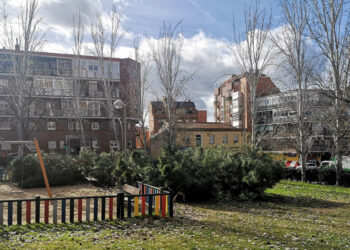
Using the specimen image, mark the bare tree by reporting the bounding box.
[147,21,194,150]
[0,0,44,155]
[307,0,350,185]
[131,36,150,152]
[72,10,87,149]
[271,0,318,181]
[232,1,274,144]
[90,5,123,148]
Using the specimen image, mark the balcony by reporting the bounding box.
[34,68,73,77]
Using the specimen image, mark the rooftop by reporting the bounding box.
[177,122,245,131]
[151,100,196,108]
[0,49,135,62]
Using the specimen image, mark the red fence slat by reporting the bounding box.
[141,196,146,216]
[78,199,82,222]
[109,197,113,220]
[44,200,49,224]
[26,201,31,224]
[161,195,166,218]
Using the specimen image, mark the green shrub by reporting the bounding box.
[238,146,285,199]
[156,145,284,201]
[77,151,122,187]
[10,153,84,188]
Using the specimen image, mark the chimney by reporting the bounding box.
[15,38,20,51]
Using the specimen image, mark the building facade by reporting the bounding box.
[148,100,207,135]
[149,122,245,158]
[0,49,140,154]
[256,89,333,161]
[214,74,279,131]
[176,122,245,149]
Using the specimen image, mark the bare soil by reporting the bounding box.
[0,183,120,200]
[0,183,122,225]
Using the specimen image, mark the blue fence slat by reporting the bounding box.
[70,198,74,223]
[17,201,22,225]
[8,201,12,226]
[127,197,131,218]
[101,197,105,221]
[148,194,153,216]
[93,198,98,221]
[61,199,66,223]
[35,196,40,223]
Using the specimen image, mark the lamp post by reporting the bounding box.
[113,99,127,156]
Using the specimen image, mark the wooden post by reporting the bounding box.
[33,138,52,198]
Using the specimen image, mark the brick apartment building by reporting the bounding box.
[148,99,207,135]
[0,49,140,154]
[214,74,279,132]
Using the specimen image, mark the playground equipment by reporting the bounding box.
[0,138,52,198]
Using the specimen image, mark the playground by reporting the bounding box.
[0,180,349,249]
[0,183,118,200]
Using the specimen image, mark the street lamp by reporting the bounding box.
[113,99,127,156]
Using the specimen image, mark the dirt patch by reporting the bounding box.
[0,183,121,200]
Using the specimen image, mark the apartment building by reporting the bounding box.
[0,49,140,154]
[214,74,279,131]
[256,89,333,161]
[148,99,207,135]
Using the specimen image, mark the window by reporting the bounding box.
[60,141,65,149]
[184,135,190,144]
[127,122,132,130]
[223,134,228,144]
[185,119,189,123]
[110,140,120,149]
[192,119,196,123]
[0,120,10,130]
[76,121,81,130]
[195,134,202,147]
[234,134,239,144]
[0,79,8,87]
[92,140,100,148]
[28,121,36,130]
[1,143,11,150]
[128,140,133,148]
[0,101,8,111]
[46,102,52,110]
[62,100,73,109]
[47,122,56,130]
[68,121,74,130]
[210,135,215,144]
[48,141,56,149]
[91,122,99,130]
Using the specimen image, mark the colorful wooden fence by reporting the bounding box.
[0,168,9,182]
[137,181,171,218]
[0,192,173,226]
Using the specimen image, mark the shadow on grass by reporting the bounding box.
[261,193,347,208]
[184,193,348,215]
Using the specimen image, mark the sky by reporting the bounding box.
[3,0,283,122]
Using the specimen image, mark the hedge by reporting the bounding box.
[284,167,350,186]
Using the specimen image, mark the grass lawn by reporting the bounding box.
[0,180,350,249]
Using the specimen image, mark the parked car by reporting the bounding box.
[307,159,319,166]
[319,161,336,169]
[319,158,350,172]
[296,162,317,170]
